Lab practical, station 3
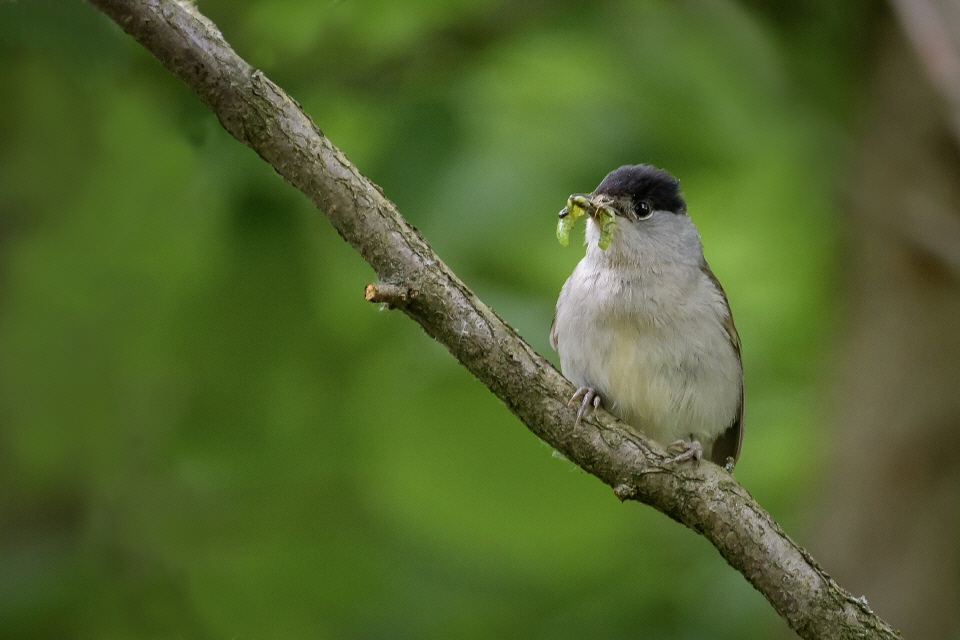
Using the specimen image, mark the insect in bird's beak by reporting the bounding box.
[556,194,616,250]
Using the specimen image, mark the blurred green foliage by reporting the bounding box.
[1,0,877,637]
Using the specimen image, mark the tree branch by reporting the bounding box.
[86,1,899,638]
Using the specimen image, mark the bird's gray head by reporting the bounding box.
[583,164,703,266]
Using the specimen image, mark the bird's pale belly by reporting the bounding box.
[557,310,740,447]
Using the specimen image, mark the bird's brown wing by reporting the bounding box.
[702,265,744,467]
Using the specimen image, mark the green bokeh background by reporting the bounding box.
[1,1,876,637]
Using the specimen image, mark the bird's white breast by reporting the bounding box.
[553,243,740,447]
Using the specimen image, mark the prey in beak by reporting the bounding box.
[557,193,617,249]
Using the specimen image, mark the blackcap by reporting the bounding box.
[551,165,743,467]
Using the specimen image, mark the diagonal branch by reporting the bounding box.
[86,1,899,638]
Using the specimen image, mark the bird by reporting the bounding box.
[550,164,743,467]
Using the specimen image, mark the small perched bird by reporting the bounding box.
[551,165,743,467]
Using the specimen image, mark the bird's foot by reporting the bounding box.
[567,387,602,428]
[666,438,703,466]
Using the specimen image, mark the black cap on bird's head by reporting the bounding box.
[594,165,686,216]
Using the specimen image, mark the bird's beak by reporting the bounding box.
[559,193,617,251]
[588,195,615,220]
[567,194,614,220]
[584,194,616,223]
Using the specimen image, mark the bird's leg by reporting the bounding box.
[666,437,703,466]
[567,387,602,428]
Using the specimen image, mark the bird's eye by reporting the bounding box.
[637,201,653,220]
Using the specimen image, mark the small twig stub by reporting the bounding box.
[364,282,414,307]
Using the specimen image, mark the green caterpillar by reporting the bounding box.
[556,198,585,247]
[595,206,616,250]
[556,195,616,250]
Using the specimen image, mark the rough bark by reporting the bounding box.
[814,14,960,639]
[86,1,900,638]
